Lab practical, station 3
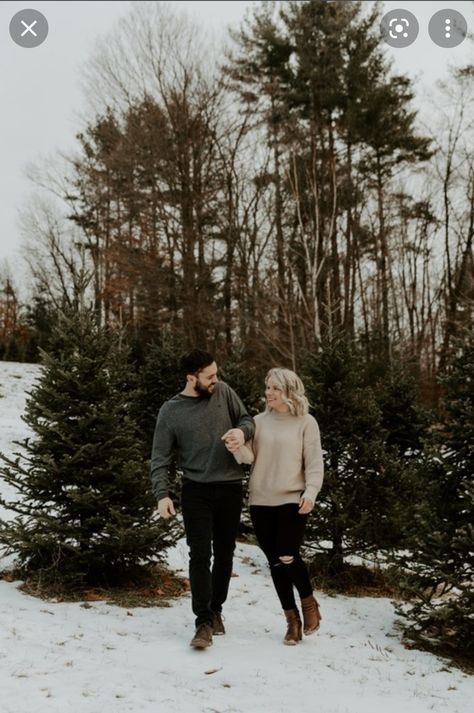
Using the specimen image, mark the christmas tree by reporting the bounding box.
[0,307,176,588]
[133,333,185,453]
[303,338,403,574]
[395,338,474,659]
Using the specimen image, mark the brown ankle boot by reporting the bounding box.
[190,623,213,649]
[283,608,302,645]
[301,594,322,635]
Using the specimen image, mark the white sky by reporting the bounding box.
[1,1,473,277]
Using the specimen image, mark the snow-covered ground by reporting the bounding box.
[0,362,42,534]
[0,361,473,713]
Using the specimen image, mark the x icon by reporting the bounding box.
[10,9,48,46]
[20,19,38,37]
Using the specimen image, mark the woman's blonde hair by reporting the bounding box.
[265,367,309,417]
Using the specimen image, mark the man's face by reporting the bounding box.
[192,361,218,396]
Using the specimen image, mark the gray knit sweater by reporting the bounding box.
[150,381,255,500]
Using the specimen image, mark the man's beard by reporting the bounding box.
[194,379,214,397]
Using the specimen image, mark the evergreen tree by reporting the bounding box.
[371,358,430,457]
[130,333,186,520]
[0,307,176,587]
[227,0,431,355]
[303,337,403,573]
[133,333,186,453]
[368,356,431,556]
[220,346,263,417]
[394,338,474,659]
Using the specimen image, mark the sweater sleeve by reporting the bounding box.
[150,404,176,501]
[302,416,324,504]
[225,384,256,441]
[233,440,254,465]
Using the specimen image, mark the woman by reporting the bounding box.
[233,367,324,645]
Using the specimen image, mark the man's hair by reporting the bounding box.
[180,349,215,377]
[265,367,309,417]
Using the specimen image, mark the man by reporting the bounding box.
[150,349,255,650]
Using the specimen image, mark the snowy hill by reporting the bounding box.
[0,361,472,713]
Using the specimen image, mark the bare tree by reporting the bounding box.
[432,72,474,369]
[19,196,92,309]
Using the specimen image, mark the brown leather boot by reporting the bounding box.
[190,623,213,649]
[211,611,226,635]
[283,608,302,645]
[301,594,322,635]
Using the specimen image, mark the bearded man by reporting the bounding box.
[150,349,255,649]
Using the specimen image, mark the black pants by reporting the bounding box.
[181,479,243,627]
[250,503,313,611]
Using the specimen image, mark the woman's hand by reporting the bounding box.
[298,497,314,515]
[221,428,245,453]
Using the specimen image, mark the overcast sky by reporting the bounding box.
[1,0,473,275]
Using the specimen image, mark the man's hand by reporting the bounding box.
[298,497,314,515]
[158,497,176,519]
[221,428,245,453]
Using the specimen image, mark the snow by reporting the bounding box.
[1,361,473,713]
[0,361,42,533]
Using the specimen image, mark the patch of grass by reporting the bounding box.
[306,552,404,599]
[0,563,189,608]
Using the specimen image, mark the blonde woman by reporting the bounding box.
[232,367,324,645]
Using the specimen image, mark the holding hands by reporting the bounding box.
[221,428,245,453]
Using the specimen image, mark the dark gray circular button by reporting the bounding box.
[381,9,419,48]
[9,9,48,48]
[429,9,467,48]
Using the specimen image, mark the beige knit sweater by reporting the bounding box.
[247,410,324,507]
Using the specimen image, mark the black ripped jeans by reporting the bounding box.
[181,479,243,627]
[250,503,313,611]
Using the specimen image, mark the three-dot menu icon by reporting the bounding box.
[428,9,467,48]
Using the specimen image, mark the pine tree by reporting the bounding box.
[394,338,474,659]
[220,346,263,417]
[133,333,186,453]
[303,337,403,574]
[226,0,431,356]
[0,307,176,588]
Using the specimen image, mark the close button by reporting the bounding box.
[9,8,48,48]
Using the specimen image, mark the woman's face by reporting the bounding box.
[265,379,289,412]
